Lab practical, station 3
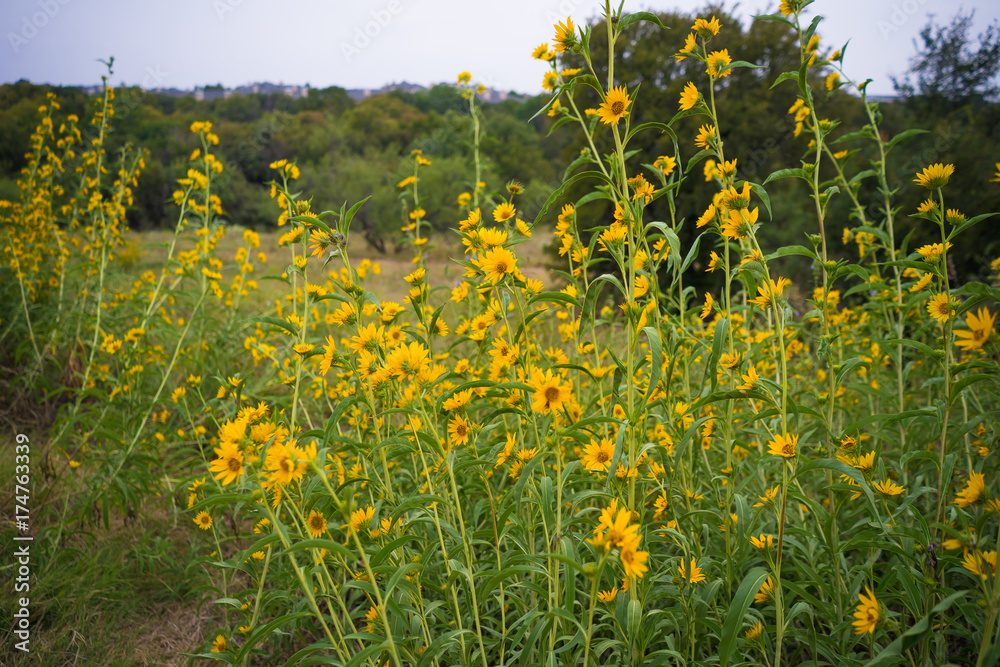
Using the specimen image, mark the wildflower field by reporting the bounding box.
[2,1,1000,665]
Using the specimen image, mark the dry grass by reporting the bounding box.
[125,225,556,306]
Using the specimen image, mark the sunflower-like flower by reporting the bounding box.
[263,440,314,486]
[209,441,245,486]
[597,86,632,125]
[755,576,775,603]
[767,433,798,458]
[954,308,995,352]
[873,479,905,496]
[954,472,986,508]
[852,586,880,635]
[962,550,997,580]
[597,587,618,603]
[194,511,212,531]
[692,15,722,38]
[750,276,791,311]
[620,541,649,579]
[552,17,575,54]
[706,49,732,78]
[581,437,615,471]
[479,246,518,285]
[351,505,375,534]
[448,415,472,446]
[913,163,954,189]
[527,367,572,414]
[679,81,700,110]
[926,292,955,323]
[679,558,707,584]
[307,510,327,538]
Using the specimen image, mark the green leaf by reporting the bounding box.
[884,128,928,153]
[707,317,729,392]
[718,567,770,667]
[766,245,818,262]
[764,168,811,185]
[641,326,663,410]
[950,374,995,404]
[533,171,612,223]
[619,11,668,30]
[862,592,966,667]
[795,458,878,515]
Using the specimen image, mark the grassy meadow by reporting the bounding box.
[1,2,999,666]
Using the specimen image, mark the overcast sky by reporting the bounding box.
[2,0,998,97]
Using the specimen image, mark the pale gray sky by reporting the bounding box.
[2,0,997,97]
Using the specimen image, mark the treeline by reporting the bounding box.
[0,6,996,280]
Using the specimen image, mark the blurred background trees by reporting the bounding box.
[0,6,996,283]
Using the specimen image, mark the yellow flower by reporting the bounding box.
[750,276,791,310]
[679,81,699,110]
[749,533,774,550]
[307,510,327,538]
[695,124,716,149]
[542,71,560,92]
[916,242,951,262]
[457,71,471,84]
[620,542,649,579]
[873,479,905,496]
[581,437,615,471]
[552,17,575,54]
[706,49,732,78]
[746,621,764,641]
[914,163,954,188]
[753,485,780,508]
[194,511,212,530]
[825,72,840,91]
[926,292,954,323]
[211,634,226,653]
[696,204,716,228]
[852,586,879,635]
[386,341,430,379]
[910,272,933,293]
[351,505,375,534]
[208,441,244,486]
[767,433,798,458]
[527,368,572,414]
[598,587,618,603]
[264,440,312,486]
[532,43,553,61]
[654,155,677,175]
[677,32,697,60]
[448,415,472,446]
[699,292,715,322]
[492,202,516,223]
[693,15,722,38]
[597,86,632,125]
[954,472,985,508]
[632,180,655,203]
[678,558,706,583]
[479,246,518,285]
[737,366,760,391]
[962,550,996,580]
[755,576,775,603]
[955,308,995,352]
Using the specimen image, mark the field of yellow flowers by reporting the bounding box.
[2,2,999,665]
